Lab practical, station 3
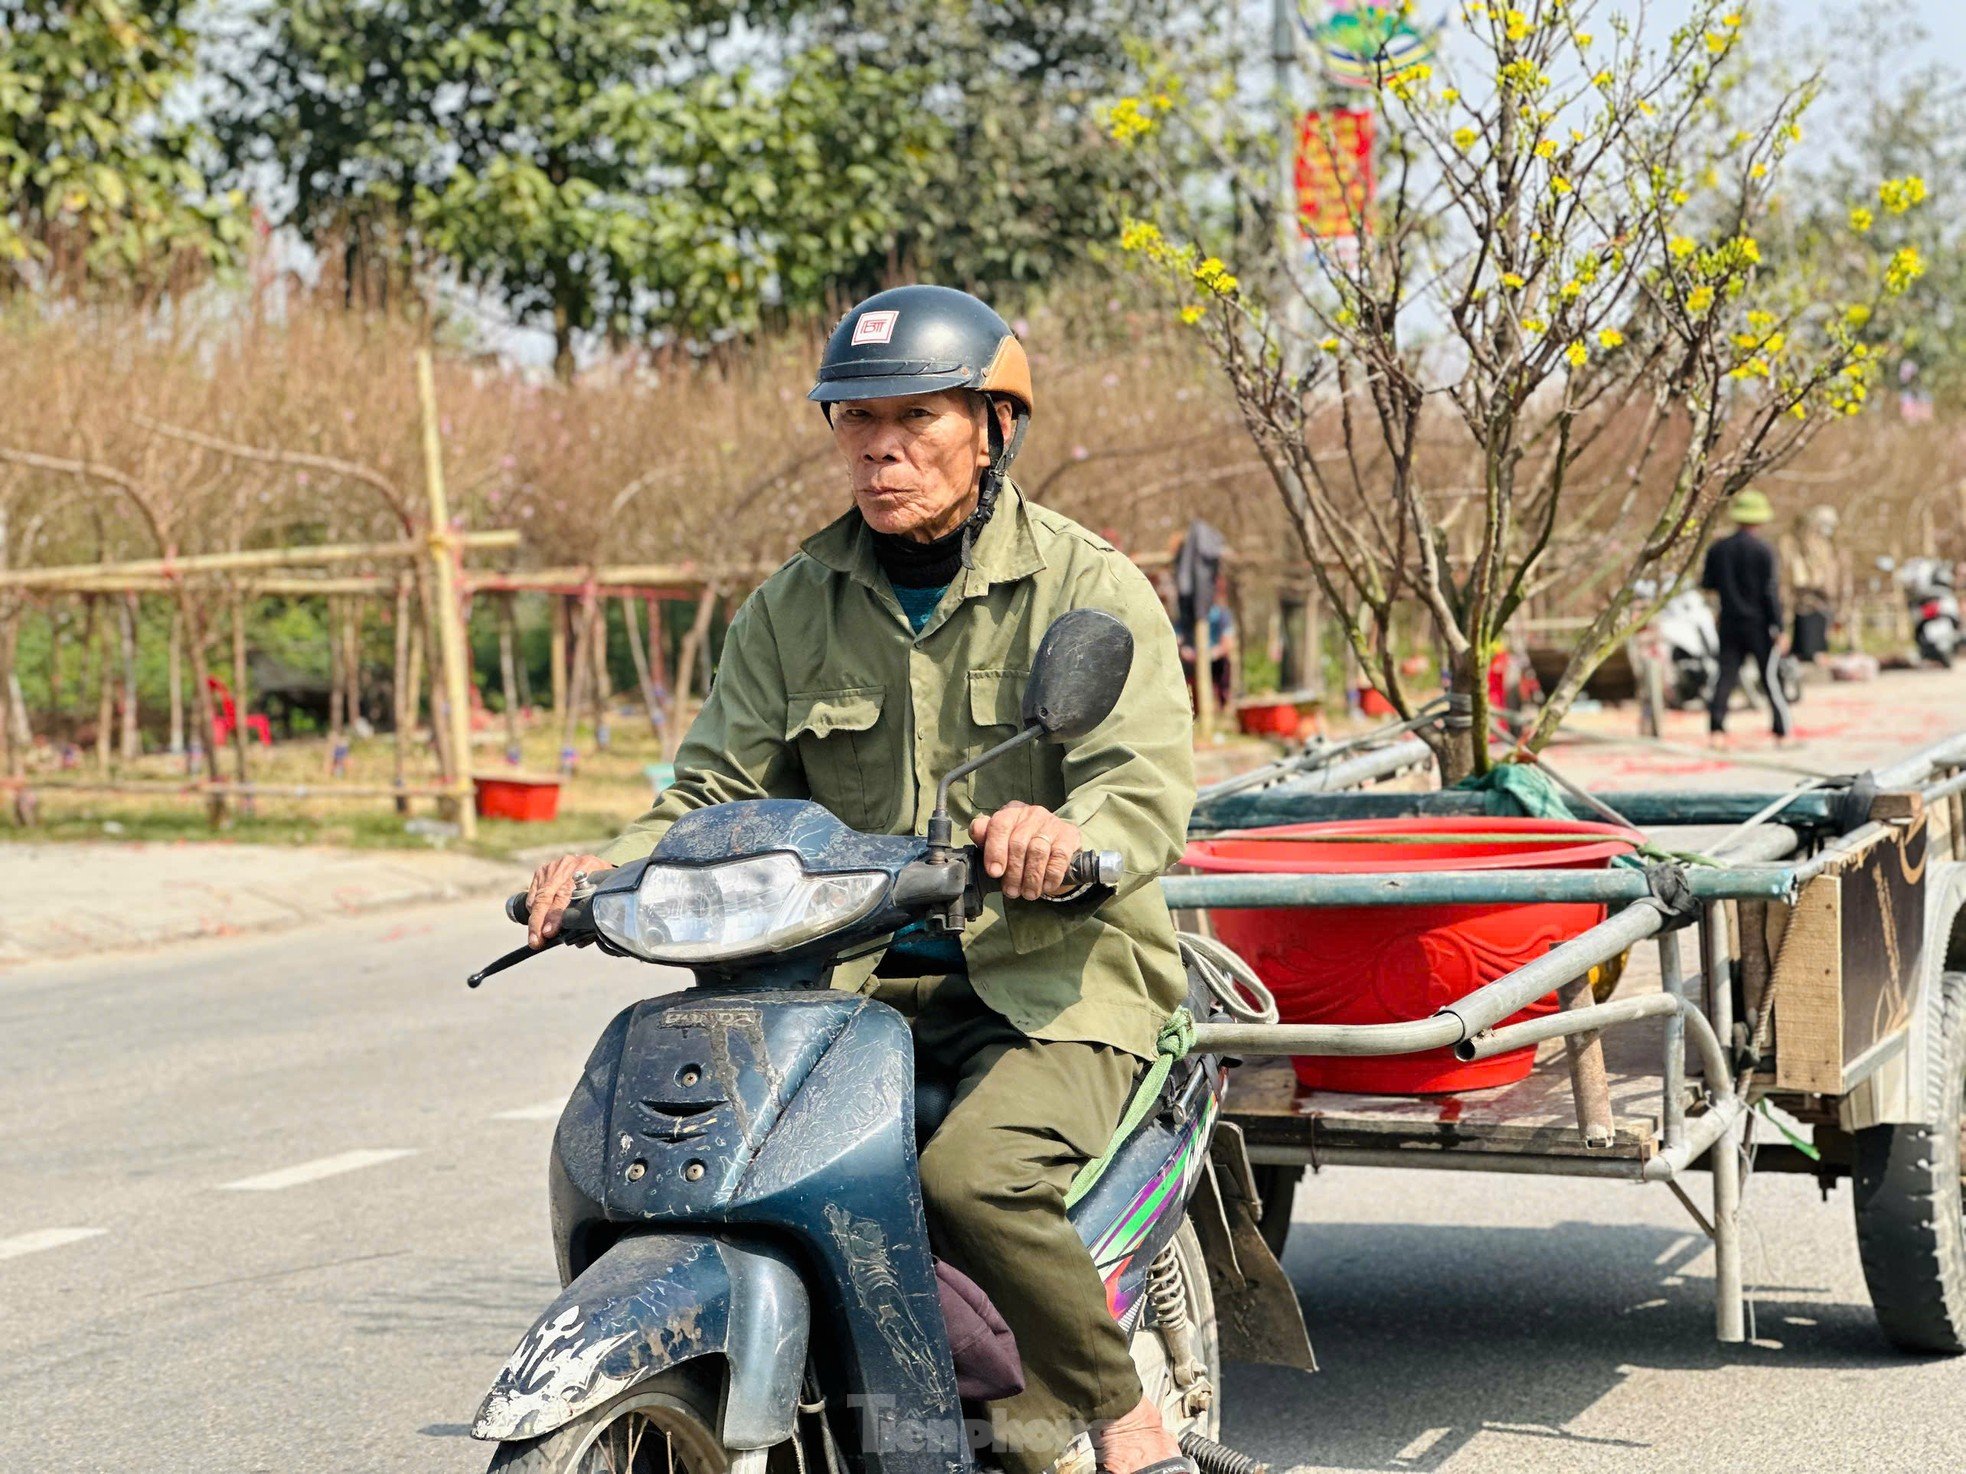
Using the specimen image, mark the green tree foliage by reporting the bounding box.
[216,0,943,373]
[0,0,242,293]
[809,1,1184,298]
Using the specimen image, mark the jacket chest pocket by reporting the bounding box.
[787,687,891,831]
[965,669,1050,817]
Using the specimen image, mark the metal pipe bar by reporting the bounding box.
[1659,934,1689,1151]
[1920,766,1966,804]
[1640,1097,1746,1180]
[1454,992,1680,1061]
[1874,732,1966,791]
[1192,901,1670,1058]
[1189,787,1844,833]
[1160,866,1795,909]
[1241,1142,1649,1179]
[1192,1014,1464,1058]
[1194,734,1435,806]
[1703,824,1804,864]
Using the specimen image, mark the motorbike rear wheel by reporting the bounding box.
[485,1367,746,1474]
[1132,1218,1222,1443]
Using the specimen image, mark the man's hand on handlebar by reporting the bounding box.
[525,853,614,949]
[968,802,1084,901]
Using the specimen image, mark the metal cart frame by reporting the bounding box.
[1168,731,1966,1345]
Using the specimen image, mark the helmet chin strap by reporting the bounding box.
[960,397,1030,569]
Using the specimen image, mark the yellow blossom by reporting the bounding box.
[1849,206,1874,232]
[1560,281,1583,302]
[1705,32,1728,54]
[1723,11,1743,27]
[1879,175,1928,213]
[1534,138,1557,159]
[1440,88,1460,103]
[1565,341,1588,367]
[1319,336,1340,352]
[1505,8,1530,41]
[1551,176,1573,195]
[1452,126,1480,151]
[1597,328,1625,348]
[1686,285,1715,312]
[1501,272,1526,289]
[1179,304,1204,325]
[1522,316,1548,334]
[1592,69,1613,89]
[1746,309,1775,332]
[1843,303,1872,328]
[1638,100,1657,117]
[1671,188,1689,205]
[1118,219,1163,253]
[1790,402,1807,419]
[1668,235,1696,259]
[1749,162,1767,179]
[1576,31,1593,46]
[1105,97,1156,144]
[1884,245,1925,294]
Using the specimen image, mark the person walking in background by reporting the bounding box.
[1783,503,1846,663]
[1702,488,1790,746]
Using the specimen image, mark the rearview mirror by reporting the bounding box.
[1022,610,1134,742]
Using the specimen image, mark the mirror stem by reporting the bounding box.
[926,722,1044,862]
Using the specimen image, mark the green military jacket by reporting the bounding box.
[597,483,1197,1060]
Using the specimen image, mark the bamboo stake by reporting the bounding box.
[416,348,476,839]
[549,594,568,720]
[620,593,663,739]
[328,595,347,743]
[498,593,522,763]
[667,582,719,759]
[166,604,184,755]
[0,530,518,588]
[118,593,139,761]
[343,599,363,732]
[392,573,413,814]
[590,595,612,750]
[558,589,597,772]
[92,598,112,775]
[229,592,253,809]
[0,605,19,778]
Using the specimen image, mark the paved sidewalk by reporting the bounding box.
[0,841,521,965]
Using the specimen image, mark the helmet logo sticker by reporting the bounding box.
[851,310,899,346]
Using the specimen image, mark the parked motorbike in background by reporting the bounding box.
[461,610,1310,1474]
[1899,557,1960,667]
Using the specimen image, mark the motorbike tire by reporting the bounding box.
[1852,971,1966,1355]
[1132,1218,1223,1443]
[485,1365,740,1474]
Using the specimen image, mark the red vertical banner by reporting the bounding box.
[1296,108,1376,240]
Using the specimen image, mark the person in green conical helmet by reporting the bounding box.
[1701,487,1792,746]
[526,286,1203,1474]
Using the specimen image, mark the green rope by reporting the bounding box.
[1065,1007,1197,1209]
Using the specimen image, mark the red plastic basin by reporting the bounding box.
[473,773,563,822]
[1183,817,1642,1094]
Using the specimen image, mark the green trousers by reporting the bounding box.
[871,973,1146,1474]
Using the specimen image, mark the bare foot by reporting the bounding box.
[1092,1397,1184,1474]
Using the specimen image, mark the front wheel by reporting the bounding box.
[1852,971,1966,1354]
[487,1366,740,1474]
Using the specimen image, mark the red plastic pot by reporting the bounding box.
[473,773,563,822]
[1236,700,1302,738]
[1183,817,1642,1094]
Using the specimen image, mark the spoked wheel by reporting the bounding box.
[1132,1219,1222,1443]
[1853,971,1966,1354]
[486,1369,741,1474]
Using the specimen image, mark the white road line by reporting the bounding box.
[1393,1427,1452,1462]
[0,1227,107,1262]
[219,1149,416,1192]
[492,1099,566,1122]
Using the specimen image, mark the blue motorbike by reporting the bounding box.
[465,611,1310,1474]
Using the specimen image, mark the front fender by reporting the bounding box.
[473,1233,808,1448]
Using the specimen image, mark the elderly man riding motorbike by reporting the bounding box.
[526,286,1198,1474]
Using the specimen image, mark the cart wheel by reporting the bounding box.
[1852,970,1966,1354]
[1251,1163,1301,1258]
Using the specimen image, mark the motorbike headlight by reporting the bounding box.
[590,853,887,964]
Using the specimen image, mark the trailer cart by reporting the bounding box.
[1169,731,1966,1351]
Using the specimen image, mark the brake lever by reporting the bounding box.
[467,937,561,989]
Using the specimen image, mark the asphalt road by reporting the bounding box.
[3,896,1961,1474]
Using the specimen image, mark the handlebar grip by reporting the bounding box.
[505,891,532,924]
[1065,849,1124,889]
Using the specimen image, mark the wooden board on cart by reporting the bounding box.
[1754,810,1928,1094]
[1226,1018,1682,1164]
